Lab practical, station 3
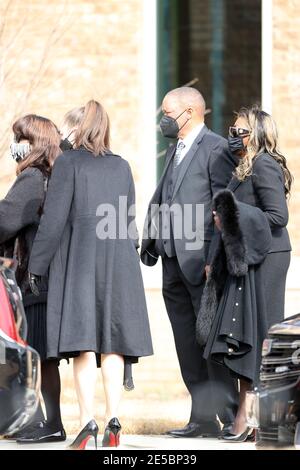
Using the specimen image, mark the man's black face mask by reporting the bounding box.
[159,109,188,139]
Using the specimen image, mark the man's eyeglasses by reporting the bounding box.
[229,126,250,138]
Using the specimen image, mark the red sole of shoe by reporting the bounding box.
[103,431,121,447]
[69,435,91,450]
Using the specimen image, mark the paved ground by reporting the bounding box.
[57,284,300,437]
[1,275,298,451]
[56,288,194,436]
[0,434,256,450]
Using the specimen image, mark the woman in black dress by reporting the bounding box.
[199,106,292,441]
[29,100,153,449]
[0,115,65,442]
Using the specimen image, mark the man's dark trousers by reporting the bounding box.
[162,256,238,425]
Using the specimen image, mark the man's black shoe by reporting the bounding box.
[166,421,221,438]
[3,421,44,441]
[16,421,66,444]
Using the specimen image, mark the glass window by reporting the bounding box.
[157,0,262,179]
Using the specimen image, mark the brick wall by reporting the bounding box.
[0,0,146,208]
[272,0,300,255]
[1,0,299,257]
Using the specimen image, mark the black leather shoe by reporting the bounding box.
[16,421,66,444]
[102,417,122,447]
[69,419,98,450]
[218,422,234,439]
[221,427,254,442]
[4,421,44,440]
[166,421,221,438]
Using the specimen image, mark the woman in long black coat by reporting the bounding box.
[0,114,65,442]
[199,106,292,441]
[29,100,153,448]
[227,107,292,329]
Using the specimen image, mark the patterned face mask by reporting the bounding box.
[10,142,31,162]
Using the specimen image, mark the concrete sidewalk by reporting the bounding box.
[0,434,256,450]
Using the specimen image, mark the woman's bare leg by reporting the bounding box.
[231,379,252,435]
[101,353,124,424]
[73,352,97,428]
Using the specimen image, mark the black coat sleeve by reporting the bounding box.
[208,139,237,196]
[206,139,238,264]
[252,155,289,228]
[28,154,74,276]
[0,168,44,244]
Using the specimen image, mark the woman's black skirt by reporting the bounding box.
[25,302,47,362]
[203,264,268,385]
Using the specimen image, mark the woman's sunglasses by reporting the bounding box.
[229,126,250,138]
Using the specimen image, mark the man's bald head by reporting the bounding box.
[164,87,206,118]
[161,87,206,139]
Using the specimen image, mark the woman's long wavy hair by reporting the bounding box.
[13,114,61,176]
[74,100,110,156]
[234,105,293,197]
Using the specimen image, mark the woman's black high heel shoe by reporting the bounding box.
[68,419,98,450]
[102,417,121,447]
[221,426,254,443]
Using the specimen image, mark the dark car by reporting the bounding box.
[0,257,40,436]
[246,313,300,448]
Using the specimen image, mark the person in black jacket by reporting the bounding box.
[0,115,66,443]
[202,105,292,442]
[28,100,153,449]
[59,104,136,392]
[227,106,292,328]
[141,87,239,438]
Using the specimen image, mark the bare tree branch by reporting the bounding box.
[0,0,73,186]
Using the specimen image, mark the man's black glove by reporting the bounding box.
[28,272,41,297]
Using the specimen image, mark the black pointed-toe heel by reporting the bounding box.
[102,418,121,447]
[221,426,254,443]
[68,419,98,450]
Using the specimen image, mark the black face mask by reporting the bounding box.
[60,137,73,151]
[228,136,245,154]
[159,109,188,139]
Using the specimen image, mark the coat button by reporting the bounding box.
[228,348,233,354]
[232,318,236,322]
[229,333,233,337]
[239,287,242,291]
[235,303,239,306]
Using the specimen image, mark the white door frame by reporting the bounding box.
[262,0,273,113]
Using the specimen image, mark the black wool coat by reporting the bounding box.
[228,152,291,253]
[29,149,153,361]
[0,167,48,307]
[197,190,272,384]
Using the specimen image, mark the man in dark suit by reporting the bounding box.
[141,87,238,437]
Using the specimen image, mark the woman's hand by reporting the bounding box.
[213,210,222,231]
[28,272,41,296]
[205,264,211,278]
